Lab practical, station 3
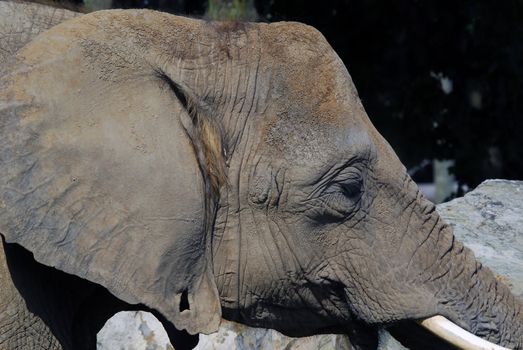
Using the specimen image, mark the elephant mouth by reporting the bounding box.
[418,316,510,350]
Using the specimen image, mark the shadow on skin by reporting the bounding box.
[2,238,198,350]
[387,320,457,350]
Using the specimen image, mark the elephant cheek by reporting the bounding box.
[328,178,443,323]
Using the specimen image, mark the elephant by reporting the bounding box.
[0,5,522,350]
[0,1,79,74]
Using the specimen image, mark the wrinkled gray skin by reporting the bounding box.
[0,3,196,349]
[0,4,522,350]
[0,2,78,349]
[0,1,78,74]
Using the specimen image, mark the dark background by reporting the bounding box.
[48,0,523,194]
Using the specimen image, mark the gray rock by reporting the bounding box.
[195,320,353,350]
[97,311,174,350]
[437,179,523,298]
[194,323,408,350]
[97,179,523,349]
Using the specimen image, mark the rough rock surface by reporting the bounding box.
[194,321,355,350]
[97,311,173,350]
[438,179,523,298]
[97,180,523,349]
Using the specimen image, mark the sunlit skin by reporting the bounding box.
[0,7,521,349]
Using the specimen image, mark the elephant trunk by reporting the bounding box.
[422,218,523,349]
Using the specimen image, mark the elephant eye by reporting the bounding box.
[311,170,364,221]
[340,180,362,200]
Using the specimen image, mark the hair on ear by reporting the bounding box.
[155,69,228,199]
[155,69,189,110]
[196,115,228,197]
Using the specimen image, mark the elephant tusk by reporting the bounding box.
[418,316,511,350]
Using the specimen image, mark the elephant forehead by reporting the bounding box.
[284,67,352,126]
[263,114,373,167]
[260,69,370,164]
[258,23,360,119]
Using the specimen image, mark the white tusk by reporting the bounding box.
[418,315,511,350]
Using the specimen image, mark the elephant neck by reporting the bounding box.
[211,160,247,321]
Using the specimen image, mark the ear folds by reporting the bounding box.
[0,13,222,334]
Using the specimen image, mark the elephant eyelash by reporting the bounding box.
[336,169,363,183]
[324,189,362,217]
[307,173,364,222]
[307,160,365,200]
[321,166,364,196]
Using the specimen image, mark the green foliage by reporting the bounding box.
[206,0,257,21]
[83,0,111,11]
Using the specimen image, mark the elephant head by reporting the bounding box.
[0,9,521,349]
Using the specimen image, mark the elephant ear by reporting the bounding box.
[0,11,222,334]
